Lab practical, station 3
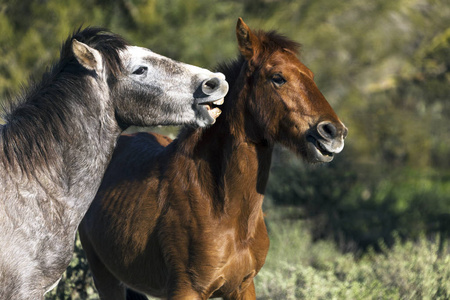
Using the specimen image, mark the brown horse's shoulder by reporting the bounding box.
[113,132,172,160]
[99,131,172,187]
[118,131,172,148]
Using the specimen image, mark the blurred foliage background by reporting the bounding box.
[1,0,449,298]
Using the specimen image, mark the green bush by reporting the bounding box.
[266,151,450,250]
[255,217,450,300]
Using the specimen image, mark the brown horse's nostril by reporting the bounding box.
[317,121,338,140]
[201,77,221,95]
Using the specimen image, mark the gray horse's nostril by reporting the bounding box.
[201,78,221,95]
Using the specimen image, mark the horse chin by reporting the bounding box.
[305,137,334,163]
[194,106,216,127]
[195,100,223,127]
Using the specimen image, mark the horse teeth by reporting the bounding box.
[213,98,224,105]
[209,107,222,119]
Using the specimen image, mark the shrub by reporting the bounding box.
[255,218,450,300]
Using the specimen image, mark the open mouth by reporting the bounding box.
[316,140,334,158]
[197,98,224,122]
[306,135,334,162]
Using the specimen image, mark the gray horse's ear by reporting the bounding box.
[72,39,102,72]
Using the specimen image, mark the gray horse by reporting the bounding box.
[0,28,228,299]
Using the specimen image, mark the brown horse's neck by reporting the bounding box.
[174,62,272,240]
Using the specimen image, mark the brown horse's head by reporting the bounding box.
[236,18,347,163]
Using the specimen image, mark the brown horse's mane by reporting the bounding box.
[254,30,301,55]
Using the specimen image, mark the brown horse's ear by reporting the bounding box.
[236,17,260,61]
[72,39,103,72]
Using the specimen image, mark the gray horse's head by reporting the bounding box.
[72,34,228,129]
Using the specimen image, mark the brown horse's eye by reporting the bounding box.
[271,74,286,86]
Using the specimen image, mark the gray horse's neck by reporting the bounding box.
[0,84,121,296]
[5,95,119,220]
[59,102,121,226]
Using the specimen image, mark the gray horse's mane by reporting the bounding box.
[0,27,129,175]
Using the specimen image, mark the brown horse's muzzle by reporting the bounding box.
[306,121,348,162]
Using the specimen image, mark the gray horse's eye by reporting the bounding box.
[132,66,148,75]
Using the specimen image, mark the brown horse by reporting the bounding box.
[79,18,347,300]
